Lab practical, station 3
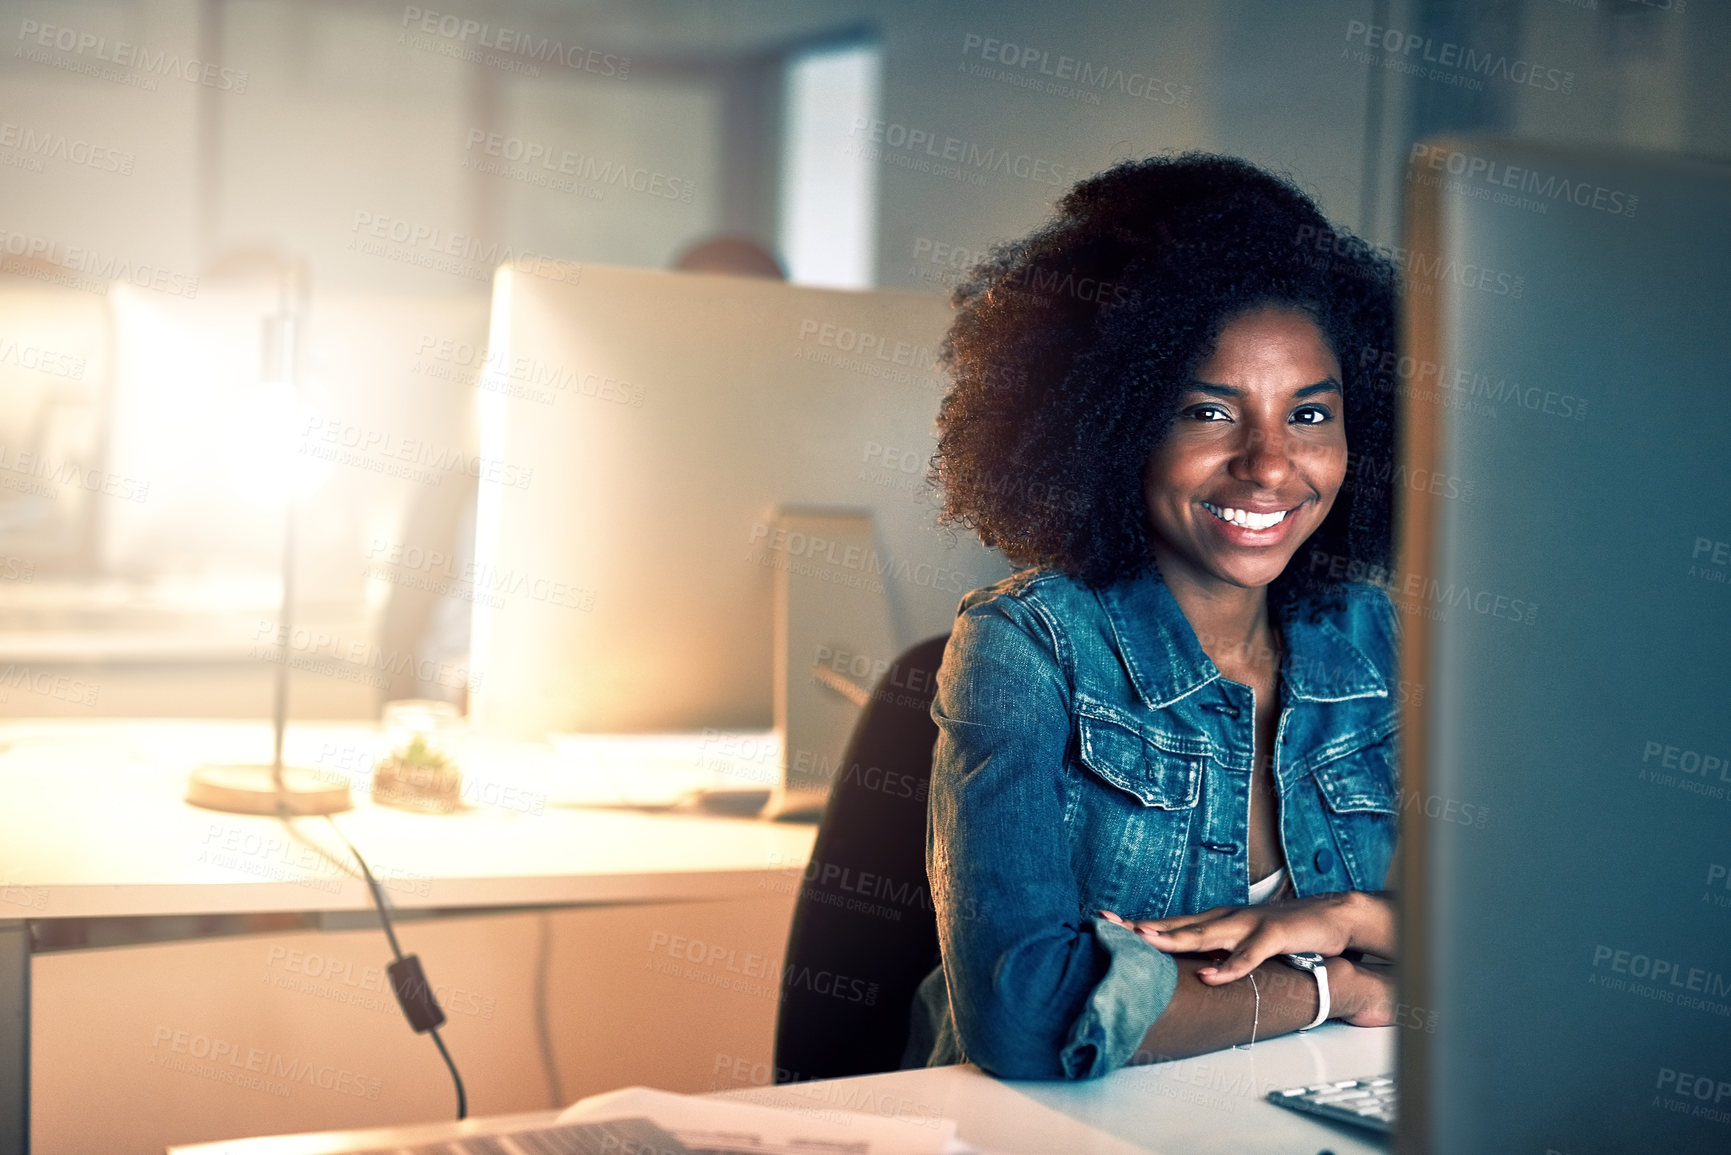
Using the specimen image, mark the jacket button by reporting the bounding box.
[1314,848,1336,874]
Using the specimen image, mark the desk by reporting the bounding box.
[166,1025,1396,1154]
[0,719,816,1155]
[733,1025,1393,1154]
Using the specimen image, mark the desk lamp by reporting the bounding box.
[186,270,350,815]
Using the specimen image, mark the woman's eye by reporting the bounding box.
[1291,405,1333,425]
[1186,403,1232,422]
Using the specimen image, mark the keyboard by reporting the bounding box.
[1267,1075,1396,1132]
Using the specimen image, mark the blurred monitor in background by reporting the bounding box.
[470,263,1010,804]
[0,259,111,578]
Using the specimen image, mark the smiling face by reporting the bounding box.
[1142,304,1348,595]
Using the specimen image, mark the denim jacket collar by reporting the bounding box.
[1094,568,1387,709]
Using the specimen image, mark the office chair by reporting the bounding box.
[772,633,949,1082]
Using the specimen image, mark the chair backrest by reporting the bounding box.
[772,633,949,1082]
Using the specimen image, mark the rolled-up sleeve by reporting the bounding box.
[928,600,1179,1080]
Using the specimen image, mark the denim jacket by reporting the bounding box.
[901,565,1400,1080]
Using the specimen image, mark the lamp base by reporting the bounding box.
[186,763,353,815]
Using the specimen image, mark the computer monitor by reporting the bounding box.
[0,277,108,574]
[1397,137,1731,1153]
[468,265,1009,778]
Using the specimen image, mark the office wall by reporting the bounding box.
[868,0,1370,288]
[6,0,1724,296]
[211,2,730,291]
[0,0,205,277]
[0,0,1383,290]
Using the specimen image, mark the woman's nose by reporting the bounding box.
[1228,422,1290,486]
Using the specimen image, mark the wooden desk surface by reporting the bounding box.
[0,719,816,920]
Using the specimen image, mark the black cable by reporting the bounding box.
[321,814,468,1120]
[427,1026,467,1120]
[533,911,566,1107]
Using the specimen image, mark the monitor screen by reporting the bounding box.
[469,264,1010,740]
[1397,137,1731,1154]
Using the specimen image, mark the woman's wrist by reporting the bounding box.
[1322,956,1360,1022]
[1352,890,1397,958]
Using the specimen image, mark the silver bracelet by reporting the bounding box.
[1246,971,1260,1050]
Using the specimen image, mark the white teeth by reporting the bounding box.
[1202,501,1289,530]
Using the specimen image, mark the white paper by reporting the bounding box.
[558,1084,976,1155]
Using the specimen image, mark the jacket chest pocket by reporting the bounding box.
[1309,737,1399,889]
[1073,703,1205,809]
[1069,702,1204,914]
[1311,738,1398,814]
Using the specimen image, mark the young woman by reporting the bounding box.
[902,154,1402,1080]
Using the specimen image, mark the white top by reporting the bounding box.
[1247,866,1287,904]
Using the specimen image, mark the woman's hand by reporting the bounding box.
[1097,890,1394,984]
